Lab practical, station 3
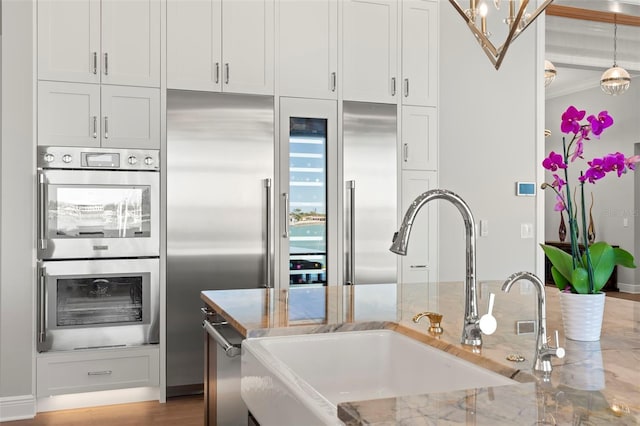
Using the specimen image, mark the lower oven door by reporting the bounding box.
[37,258,159,352]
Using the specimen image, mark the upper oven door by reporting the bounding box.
[38,169,159,259]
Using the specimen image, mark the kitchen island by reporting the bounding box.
[201,281,639,425]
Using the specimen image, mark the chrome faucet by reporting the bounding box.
[390,189,486,347]
[502,271,565,374]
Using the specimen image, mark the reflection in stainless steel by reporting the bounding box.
[167,91,274,391]
[343,102,397,285]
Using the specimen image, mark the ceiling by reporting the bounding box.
[545,0,640,97]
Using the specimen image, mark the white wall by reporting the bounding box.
[545,80,640,291]
[0,0,36,419]
[438,5,542,282]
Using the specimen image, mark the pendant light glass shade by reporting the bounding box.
[544,60,557,87]
[600,20,630,96]
[600,66,631,95]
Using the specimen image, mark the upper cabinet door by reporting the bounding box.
[101,85,160,149]
[342,0,398,104]
[101,0,161,87]
[222,0,274,95]
[402,0,438,106]
[38,81,101,147]
[167,0,222,91]
[278,0,337,99]
[38,0,101,84]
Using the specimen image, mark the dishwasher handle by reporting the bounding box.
[203,320,241,358]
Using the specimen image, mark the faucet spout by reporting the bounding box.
[502,271,565,374]
[390,189,481,346]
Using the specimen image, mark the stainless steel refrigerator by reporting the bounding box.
[343,101,397,286]
[166,91,274,394]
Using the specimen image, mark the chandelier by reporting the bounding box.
[600,20,631,96]
[449,0,555,70]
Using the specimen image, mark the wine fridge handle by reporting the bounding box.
[282,193,289,238]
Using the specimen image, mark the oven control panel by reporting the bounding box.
[38,146,160,171]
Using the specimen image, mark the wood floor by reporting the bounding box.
[9,395,204,426]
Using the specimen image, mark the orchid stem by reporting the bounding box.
[562,137,581,274]
[580,177,595,293]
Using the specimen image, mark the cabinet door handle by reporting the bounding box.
[391,77,396,96]
[224,63,229,84]
[103,116,109,139]
[88,370,113,376]
[404,78,409,97]
[103,52,108,76]
[92,116,98,139]
[92,52,98,75]
[403,143,409,162]
[331,72,336,92]
[214,62,220,84]
[410,264,429,269]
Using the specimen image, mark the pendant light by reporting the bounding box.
[600,19,631,96]
[544,60,557,87]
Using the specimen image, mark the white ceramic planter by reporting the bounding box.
[559,291,605,341]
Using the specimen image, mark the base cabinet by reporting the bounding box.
[36,346,159,397]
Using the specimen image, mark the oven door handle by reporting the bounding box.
[37,264,47,347]
[37,171,48,251]
[202,319,241,358]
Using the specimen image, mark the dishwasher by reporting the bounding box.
[202,307,247,426]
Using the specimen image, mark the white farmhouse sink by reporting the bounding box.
[241,329,515,426]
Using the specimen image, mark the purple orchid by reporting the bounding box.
[587,111,613,136]
[554,194,566,212]
[552,174,566,191]
[560,106,586,134]
[542,151,566,171]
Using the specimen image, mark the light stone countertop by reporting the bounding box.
[201,281,640,425]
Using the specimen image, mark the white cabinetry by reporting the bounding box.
[36,347,159,397]
[277,0,338,99]
[402,0,438,106]
[38,81,160,149]
[400,170,438,284]
[342,0,398,103]
[401,106,437,171]
[167,0,274,94]
[38,0,160,87]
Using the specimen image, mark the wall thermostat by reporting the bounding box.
[516,182,536,196]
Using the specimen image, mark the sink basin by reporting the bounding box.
[241,329,516,425]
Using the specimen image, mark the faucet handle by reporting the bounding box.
[479,293,497,335]
[553,330,565,359]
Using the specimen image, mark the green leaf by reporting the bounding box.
[571,267,589,294]
[540,244,575,283]
[584,242,615,293]
[613,247,636,268]
[550,266,569,290]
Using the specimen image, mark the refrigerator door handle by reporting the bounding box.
[264,178,272,288]
[282,192,289,238]
[346,180,356,285]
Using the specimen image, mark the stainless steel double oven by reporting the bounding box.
[37,146,160,352]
